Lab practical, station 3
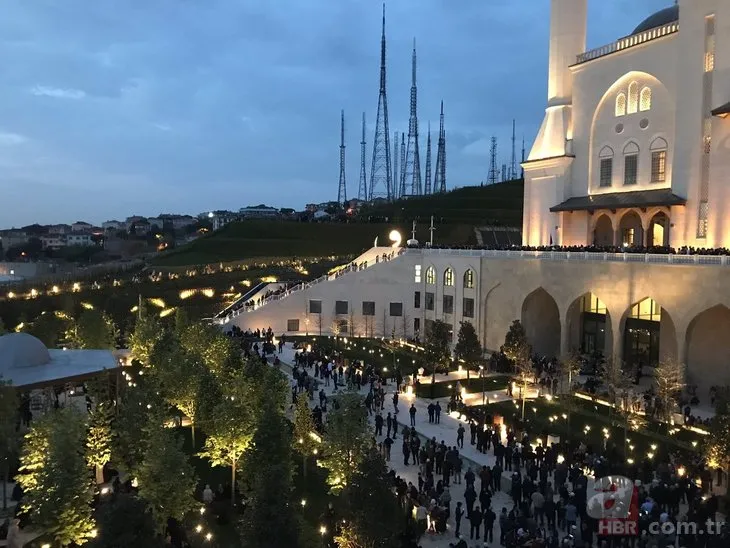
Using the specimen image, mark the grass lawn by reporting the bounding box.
[415,375,511,399]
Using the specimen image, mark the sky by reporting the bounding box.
[0,0,671,227]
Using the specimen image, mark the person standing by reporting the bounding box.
[409,404,417,426]
[386,412,393,438]
[392,391,399,413]
[374,413,384,436]
[435,401,442,423]
[456,423,465,449]
[483,505,496,544]
[383,435,393,461]
[454,501,464,538]
[469,505,482,541]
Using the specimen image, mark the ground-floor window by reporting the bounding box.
[624,318,660,370]
[443,295,454,315]
[425,292,435,311]
[390,302,403,317]
[463,297,474,318]
[581,312,606,355]
[362,301,375,316]
[287,319,300,332]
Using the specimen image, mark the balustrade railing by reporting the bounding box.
[576,21,679,64]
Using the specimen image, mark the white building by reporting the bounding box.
[239,205,280,218]
[102,220,124,232]
[71,221,93,233]
[216,2,730,397]
[66,233,94,246]
[40,235,65,249]
[523,1,730,249]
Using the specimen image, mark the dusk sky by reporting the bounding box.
[0,0,670,227]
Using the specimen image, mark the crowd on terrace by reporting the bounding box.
[421,244,730,256]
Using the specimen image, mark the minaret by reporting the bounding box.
[357,113,368,201]
[368,4,392,200]
[423,123,432,195]
[403,38,422,196]
[337,109,347,204]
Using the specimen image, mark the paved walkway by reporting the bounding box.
[275,343,520,548]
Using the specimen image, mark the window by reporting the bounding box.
[425,266,435,285]
[639,87,652,112]
[335,300,348,315]
[414,318,421,335]
[390,302,403,317]
[362,301,375,316]
[622,228,635,247]
[599,146,614,188]
[443,267,454,287]
[615,92,627,117]
[443,295,454,314]
[287,319,300,332]
[630,297,661,322]
[336,319,349,334]
[627,82,639,114]
[582,294,607,314]
[414,264,422,283]
[414,291,421,309]
[309,300,322,314]
[651,151,666,183]
[464,269,474,289]
[463,297,474,318]
[425,292,435,311]
[623,142,639,186]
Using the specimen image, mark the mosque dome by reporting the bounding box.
[0,332,51,370]
[632,5,679,35]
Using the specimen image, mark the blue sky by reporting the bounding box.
[0,0,670,226]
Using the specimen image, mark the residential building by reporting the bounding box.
[102,220,124,232]
[71,221,93,233]
[40,235,65,250]
[66,233,94,246]
[47,224,71,235]
[0,231,30,249]
[239,205,280,218]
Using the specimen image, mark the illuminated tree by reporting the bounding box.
[17,408,96,546]
[455,321,482,381]
[503,319,530,363]
[0,379,18,510]
[424,320,451,397]
[128,311,164,367]
[173,307,189,336]
[599,356,633,412]
[558,351,582,395]
[24,312,67,347]
[654,357,686,421]
[334,448,410,548]
[86,402,113,484]
[87,494,164,548]
[137,421,197,532]
[321,391,369,493]
[239,399,297,547]
[293,395,319,477]
[67,309,118,349]
[180,322,239,376]
[705,412,730,475]
[512,340,534,420]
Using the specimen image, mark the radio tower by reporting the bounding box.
[399,132,406,199]
[337,110,347,204]
[433,101,447,193]
[510,119,517,180]
[403,38,422,196]
[423,122,432,195]
[521,137,526,179]
[368,4,392,201]
[488,136,498,185]
[392,131,399,200]
[357,113,368,201]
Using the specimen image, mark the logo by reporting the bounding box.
[587,475,639,536]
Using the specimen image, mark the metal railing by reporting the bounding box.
[407,248,730,266]
[576,21,679,64]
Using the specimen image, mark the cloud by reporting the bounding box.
[462,138,492,158]
[153,123,171,132]
[30,85,87,99]
[0,132,28,146]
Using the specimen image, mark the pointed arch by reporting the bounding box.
[615,92,627,117]
[521,287,561,358]
[620,297,676,372]
[443,267,454,287]
[628,81,639,114]
[640,86,652,111]
[685,305,730,391]
[463,268,475,289]
[565,292,613,359]
[425,265,436,285]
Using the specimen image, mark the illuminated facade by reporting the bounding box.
[523,1,730,249]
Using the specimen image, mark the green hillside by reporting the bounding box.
[153,181,523,267]
[360,179,523,226]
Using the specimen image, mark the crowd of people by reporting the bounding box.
[419,243,730,257]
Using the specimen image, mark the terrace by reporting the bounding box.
[574,20,679,65]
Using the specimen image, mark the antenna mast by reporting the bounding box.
[423,122,432,195]
[433,101,447,193]
[510,119,517,180]
[357,113,368,201]
[399,132,406,199]
[368,4,392,200]
[392,131,399,200]
[337,110,347,204]
[403,38,422,196]
[488,137,498,185]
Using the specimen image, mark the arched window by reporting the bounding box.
[599,146,614,188]
[650,138,668,183]
[630,297,661,322]
[640,87,652,112]
[464,269,474,289]
[627,82,639,114]
[425,266,435,285]
[443,267,454,287]
[623,142,639,185]
[615,92,627,117]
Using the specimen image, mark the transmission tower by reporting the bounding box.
[423,122,432,195]
[392,131,399,200]
[521,137,526,179]
[403,38,422,196]
[357,113,368,201]
[337,110,347,204]
[368,4,392,201]
[501,164,507,183]
[433,101,446,193]
[488,136,498,185]
[399,132,406,199]
[510,119,517,180]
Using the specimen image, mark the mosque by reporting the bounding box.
[221,2,730,398]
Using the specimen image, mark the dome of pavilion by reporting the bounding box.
[632,5,679,35]
[0,332,52,371]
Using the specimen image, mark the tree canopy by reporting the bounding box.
[321,391,369,493]
[454,321,482,370]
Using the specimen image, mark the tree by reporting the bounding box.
[334,448,410,548]
[293,395,318,477]
[17,408,96,546]
[173,307,189,336]
[454,321,482,381]
[137,421,197,532]
[180,323,239,377]
[503,319,531,363]
[24,312,67,347]
[599,356,633,410]
[558,351,582,395]
[128,311,164,367]
[0,379,18,510]
[654,357,686,421]
[239,400,298,548]
[87,402,113,484]
[198,374,254,505]
[68,309,118,349]
[424,320,451,397]
[321,391,369,492]
[705,411,730,477]
[512,340,534,420]
[87,494,164,548]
